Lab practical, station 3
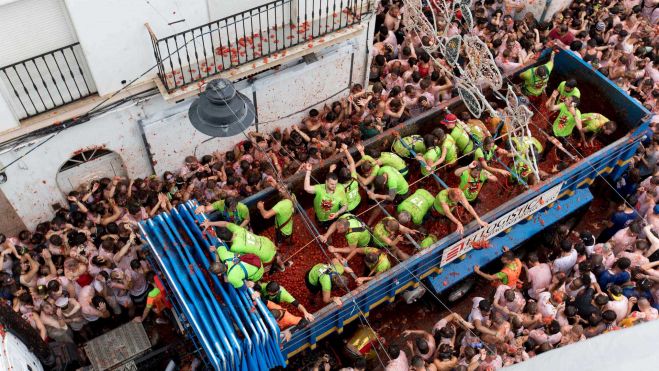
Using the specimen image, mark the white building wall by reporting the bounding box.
[64,0,210,96]
[0,29,371,230]
[0,103,153,228]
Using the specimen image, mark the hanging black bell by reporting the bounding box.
[188,78,255,137]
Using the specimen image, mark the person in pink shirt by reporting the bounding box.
[493,285,526,318]
[384,344,409,371]
[524,254,551,300]
[528,320,562,346]
[610,222,642,255]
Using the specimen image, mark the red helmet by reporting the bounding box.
[441,113,457,126]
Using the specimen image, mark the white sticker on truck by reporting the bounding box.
[440,182,564,267]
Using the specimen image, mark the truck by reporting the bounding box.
[137,48,650,370]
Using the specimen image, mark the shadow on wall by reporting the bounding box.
[0,188,26,236]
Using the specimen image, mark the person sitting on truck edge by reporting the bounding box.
[372,217,419,261]
[209,245,264,289]
[580,112,617,146]
[258,281,315,322]
[392,133,427,159]
[266,300,305,332]
[454,161,498,203]
[319,213,370,249]
[553,78,581,105]
[519,49,557,100]
[433,188,489,235]
[201,220,285,273]
[473,136,512,177]
[328,246,391,286]
[303,163,348,228]
[338,144,362,212]
[305,257,352,306]
[397,188,436,226]
[257,184,295,247]
[195,196,251,229]
[544,95,586,159]
[473,250,523,289]
[133,271,170,324]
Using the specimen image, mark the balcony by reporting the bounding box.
[0,43,97,120]
[147,0,372,99]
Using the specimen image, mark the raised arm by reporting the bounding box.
[303,163,316,194]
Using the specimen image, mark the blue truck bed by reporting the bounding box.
[140,49,651,368]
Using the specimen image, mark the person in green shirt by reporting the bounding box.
[201,220,284,272]
[397,189,435,225]
[356,143,408,181]
[337,145,361,212]
[552,79,581,105]
[435,128,458,166]
[392,134,426,158]
[195,197,250,228]
[305,258,352,305]
[418,231,438,250]
[368,165,410,203]
[379,151,409,177]
[258,281,315,322]
[303,163,348,227]
[372,217,419,260]
[519,49,556,98]
[328,246,391,286]
[432,188,488,235]
[545,95,586,157]
[442,113,474,155]
[454,162,498,202]
[510,136,543,155]
[209,245,264,289]
[459,112,492,143]
[257,185,295,246]
[415,133,444,177]
[355,144,380,182]
[581,112,617,146]
[319,214,370,249]
[473,136,512,177]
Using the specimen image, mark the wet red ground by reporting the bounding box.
[257,97,606,317]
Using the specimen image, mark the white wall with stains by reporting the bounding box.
[0,27,372,231]
[0,102,153,229]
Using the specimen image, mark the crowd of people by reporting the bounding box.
[0,0,658,369]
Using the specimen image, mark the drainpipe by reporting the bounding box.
[136,119,157,175]
[540,0,553,23]
[361,7,376,87]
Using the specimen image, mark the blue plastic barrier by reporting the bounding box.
[139,202,287,371]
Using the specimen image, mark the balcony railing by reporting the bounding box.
[0,43,97,120]
[148,0,371,93]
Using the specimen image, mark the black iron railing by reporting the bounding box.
[0,43,97,120]
[149,0,370,93]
